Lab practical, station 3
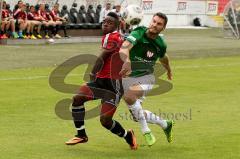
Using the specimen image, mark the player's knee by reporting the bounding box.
[72,94,87,107]
[123,94,137,105]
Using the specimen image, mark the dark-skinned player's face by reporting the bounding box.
[102,16,117,35]
[148,15,166,34]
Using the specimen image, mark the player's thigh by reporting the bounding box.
[72,84,96,105]
[36,21,42,25]
[42,21,48,26]
[17,19,24,24]
[123,84,144,102]
[99,78,123,107]
[9,19,15,24]
[48,21,56,26]
[1,20,7,25]
[55,20,62,25]
[86,79,119,103]
[31,20,41,25]
[123,74,155,97]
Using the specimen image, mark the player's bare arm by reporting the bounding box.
[159,54,172,80]
[90,48,114,80]
[119,40,133,77]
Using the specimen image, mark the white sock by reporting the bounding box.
[144,110,168,129]
[128,100,151,134]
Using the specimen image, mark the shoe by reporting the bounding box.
[30,35,37,40]
[23,35,28,39]
[163,120,174,143]
[12,32,19,39]
[36,34,42,39]
[18,32,24,39]
[45,35,50,39]
[54,34,62,39]
[2,34,8,39]
[65,136,88,145]
[125,129,138,150]
[143,131,156,146]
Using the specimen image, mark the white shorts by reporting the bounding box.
[122,74,155,96]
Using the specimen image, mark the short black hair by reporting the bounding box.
[154,12,168,27]
[107,12,120,26]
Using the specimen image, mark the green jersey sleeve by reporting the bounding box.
[126,27,146,46]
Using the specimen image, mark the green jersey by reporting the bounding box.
[126,26,167,77]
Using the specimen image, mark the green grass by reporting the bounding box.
[0,28,240,159]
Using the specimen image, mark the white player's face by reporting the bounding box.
[148,16,166,34]
[30,7,35,12]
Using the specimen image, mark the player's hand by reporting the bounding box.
[167,70,172,80]
[119,61,131,78]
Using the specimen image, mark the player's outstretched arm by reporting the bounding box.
[159,54,172,80]
[90,49,113,80]
[119,40,133,77]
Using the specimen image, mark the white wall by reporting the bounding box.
[5,0,219,27]
[141,14,219,27]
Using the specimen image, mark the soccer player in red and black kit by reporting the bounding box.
[27,5,42,39]
[50,4,66,38]
[13,3,30,38]
[0,1,18,39]
[65,12,138,150]
[38,4,55,39]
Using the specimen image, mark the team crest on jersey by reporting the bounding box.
[147,51,154,58]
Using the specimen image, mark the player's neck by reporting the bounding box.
[146,30,158,39]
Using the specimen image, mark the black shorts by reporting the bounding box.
[87,78,123,106]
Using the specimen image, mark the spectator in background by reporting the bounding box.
[1,1,10,39]
[13,3,29,38]
[6,3,12,15]
[26,3,30,13]
[99,2,111,23]
[0,1,19,39]
[38,3,55,39]
[13,0,24,13]
[27,5,43,39]
[111,3,126,35]
[50,4,66,38]
[111,3,122,17]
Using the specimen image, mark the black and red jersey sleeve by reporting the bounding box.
[102,32,122,52]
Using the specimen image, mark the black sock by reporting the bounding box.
[72,106,87,137]
[51,26,56,36]
[55,25,59,35]
[124,131,134,146]
[44,26,49,35]
[109,120,127,138]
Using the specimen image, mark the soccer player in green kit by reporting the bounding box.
[119,12,174,146]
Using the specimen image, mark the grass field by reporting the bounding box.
[0,28,240,159]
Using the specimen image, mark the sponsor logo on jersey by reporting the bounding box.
[147,51,154,58]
